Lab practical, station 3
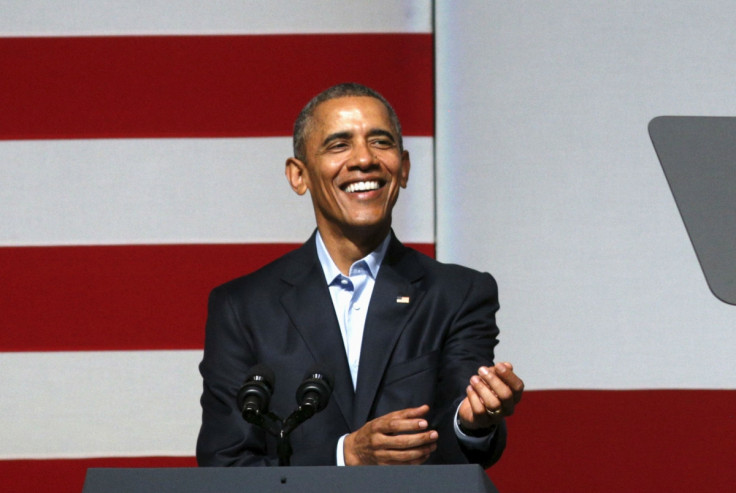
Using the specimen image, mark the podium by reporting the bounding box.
[82,464,499,492]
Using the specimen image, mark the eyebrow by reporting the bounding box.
[321,131,353,148]
[321,128,396,148]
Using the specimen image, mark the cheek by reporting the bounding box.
[305,169,330,192]
[309,163,340,188]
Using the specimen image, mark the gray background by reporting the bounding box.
[435,1,735,390]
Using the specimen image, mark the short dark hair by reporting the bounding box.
[292,83,403,162]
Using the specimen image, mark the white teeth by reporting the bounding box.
[344,181,380,193]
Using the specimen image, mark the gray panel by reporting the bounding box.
[649,116,736,305]
[82,465,499,493]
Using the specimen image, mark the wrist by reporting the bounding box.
[458,416,497,437]
[343,432,359,466]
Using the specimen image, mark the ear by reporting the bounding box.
[285,157,309,195]
[399,150,411,188]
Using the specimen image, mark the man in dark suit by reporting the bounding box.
[197,83,524,467]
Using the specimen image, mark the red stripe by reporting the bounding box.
[0,34,433,140]
[491,389,736,492]
[1,390,733,493]
[0,456,196,493]
[0,243,435,352]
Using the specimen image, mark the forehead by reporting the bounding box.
[310,96,393,134]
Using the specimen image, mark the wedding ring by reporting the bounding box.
[486,407,502,417]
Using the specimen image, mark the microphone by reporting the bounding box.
[237,364,275,420]
[295,368,333,416]
[280,368,333,436]
[235,366,332,466]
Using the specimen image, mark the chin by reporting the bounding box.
[345,219,392,236]
[347,214,387,227]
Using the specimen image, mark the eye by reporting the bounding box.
[370,138,394,149]
[327,141,349,152]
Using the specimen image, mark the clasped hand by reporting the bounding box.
[458,362,524,431]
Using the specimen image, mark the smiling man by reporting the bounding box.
[197,83,524,467]
[285,91,410,275]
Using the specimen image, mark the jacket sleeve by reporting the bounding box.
[432,270,507,468]
[196,284,279,466]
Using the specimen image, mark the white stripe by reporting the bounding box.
[0,350,202,458]
[0,137,434,245]
[0,0,432,36]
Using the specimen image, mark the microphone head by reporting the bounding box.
[245,364,275,388]
[296,368,333,413]
[237,364,275,415]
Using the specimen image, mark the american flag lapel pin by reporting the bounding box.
[396,295,411,304]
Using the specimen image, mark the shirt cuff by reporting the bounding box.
[336,433,348,466]
[453,404,495,450]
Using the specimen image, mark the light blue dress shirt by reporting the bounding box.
[316,231,389,389]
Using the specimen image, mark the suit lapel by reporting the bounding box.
[279,237,354,429]
[352,237,426,429]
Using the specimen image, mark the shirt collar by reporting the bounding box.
[316,231,391,283]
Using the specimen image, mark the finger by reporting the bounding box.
[375,405,431,434]
[490,383,515,416]
[466,385,489,417]
[377,442,437,465]
[391,404,431,419]
[470,372,502,411]
[381,429,438,451]
[460,386,495,429]
[363,428,436,460]
[495,363,525,404]
[483,369,521,416]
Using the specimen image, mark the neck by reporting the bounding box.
[317,223,390,275]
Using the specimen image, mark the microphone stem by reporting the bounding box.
[277,430,292,466]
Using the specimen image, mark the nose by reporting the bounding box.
[350,140,377,169]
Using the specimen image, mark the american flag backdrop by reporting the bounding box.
[0,2,434,491]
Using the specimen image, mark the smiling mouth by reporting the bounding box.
[342,180,384,193]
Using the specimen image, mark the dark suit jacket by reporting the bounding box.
[196,233,506,467]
